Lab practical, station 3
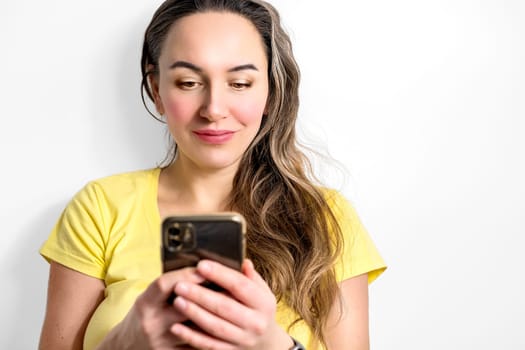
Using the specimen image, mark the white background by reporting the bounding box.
[1,0,524,349]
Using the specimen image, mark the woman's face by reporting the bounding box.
[153,11,269,172]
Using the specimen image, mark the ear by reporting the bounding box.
[147,65,165,115]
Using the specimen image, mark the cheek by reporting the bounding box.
[231,97,267,125]
[163,95,198,124]
[160,89,267,126]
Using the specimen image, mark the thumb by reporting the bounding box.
[242,259,255,276]
[242,259,269,290]
[143,268,203,305]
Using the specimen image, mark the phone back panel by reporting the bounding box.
[161,213,246,273]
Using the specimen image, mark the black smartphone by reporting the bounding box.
[161,212,246,291]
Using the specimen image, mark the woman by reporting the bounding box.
[39,0,386,349]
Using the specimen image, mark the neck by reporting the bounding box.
[158,158,237,215]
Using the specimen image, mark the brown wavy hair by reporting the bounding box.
[140,0,344,346]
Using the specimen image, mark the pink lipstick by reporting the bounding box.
[193,129,235,144]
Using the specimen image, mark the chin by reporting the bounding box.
[177,146,246,172]
[205,159,241,171]
[191,154,243,172]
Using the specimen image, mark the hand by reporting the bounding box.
[96,267,205,350]
[169,259,294,350]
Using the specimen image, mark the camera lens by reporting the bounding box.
[167,226,183,250]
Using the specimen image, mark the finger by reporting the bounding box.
[171,318,234,350]
[173,282,255,333]
[142,267,205,305]
[242,259,271,291]
[196,260,271,309]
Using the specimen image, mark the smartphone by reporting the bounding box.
[161,212,246,291]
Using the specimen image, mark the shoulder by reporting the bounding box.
[69,168,160,212]
[81,168,159,198]
[319,188,387,283]
[319,187,357,219]
[87,168,160,191]
[318,187,366,246]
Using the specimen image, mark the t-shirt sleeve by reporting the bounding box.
[326,190,387,284]
[40,182,108,279]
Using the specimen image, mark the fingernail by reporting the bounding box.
[198,261,211,272]
[175,282,188,294]
[174,296,187,309]
[171,323,182,335]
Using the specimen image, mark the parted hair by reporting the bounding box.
[140,0,344,346]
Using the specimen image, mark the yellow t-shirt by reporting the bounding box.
[40,168,386,349]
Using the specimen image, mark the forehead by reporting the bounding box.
[159,11,268,70]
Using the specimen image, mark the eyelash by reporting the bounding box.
[230,81,252,90]
[174,80,252,91]
[176,81,201,90]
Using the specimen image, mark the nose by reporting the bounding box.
[199,84,228,121]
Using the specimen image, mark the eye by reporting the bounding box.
[176,80,201,90]
[230,81,252,90]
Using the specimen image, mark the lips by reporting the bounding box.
[193,129,235,144]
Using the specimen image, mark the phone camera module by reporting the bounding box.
[167,225,183,251]
[167,223,195,251]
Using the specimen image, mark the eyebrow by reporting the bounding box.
[169,61,259,73]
